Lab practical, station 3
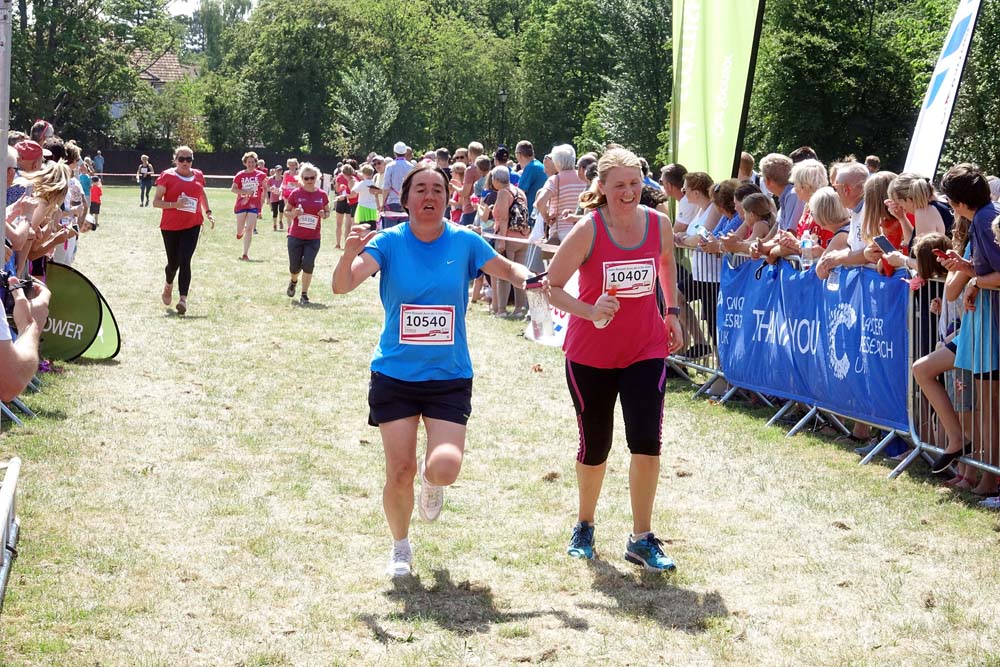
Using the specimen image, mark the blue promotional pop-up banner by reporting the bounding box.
[717,259,910,431]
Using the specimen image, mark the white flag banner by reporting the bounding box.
[904,0,982,177]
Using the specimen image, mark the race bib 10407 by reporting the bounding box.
[602,258,656,298]
[399,305,455,345]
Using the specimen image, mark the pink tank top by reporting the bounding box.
[563,207,668,368]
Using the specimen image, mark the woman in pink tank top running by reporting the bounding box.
[547,148,684,573]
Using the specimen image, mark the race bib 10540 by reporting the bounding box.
[399,305,455,345]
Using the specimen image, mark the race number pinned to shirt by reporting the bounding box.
[177,194,198,213]
[602,258,656,298]
[399,305,455,345]
[298,214,318,229]
[242,179,258,193]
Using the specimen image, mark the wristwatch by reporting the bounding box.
[666,307,681,316]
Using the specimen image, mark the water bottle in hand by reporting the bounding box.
[594,286,617,329]
[799,237,814,271]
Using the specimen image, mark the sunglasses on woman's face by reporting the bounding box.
[176,156,193,162]
[302,176,316,181]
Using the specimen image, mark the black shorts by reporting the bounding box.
[368,371,473,427]
[287,236,320,274]
[335,199,350,215]
[676,264,695,300]
[89,202,101,215]
[565,357,667,465]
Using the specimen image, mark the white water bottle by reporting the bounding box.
[799,237,814,271]
[593,286,617,328]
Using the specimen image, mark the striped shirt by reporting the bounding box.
[540,171,588,239]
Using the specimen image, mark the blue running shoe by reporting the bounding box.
[567,521,595,559]
[624,533,676,572]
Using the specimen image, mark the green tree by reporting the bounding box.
[594,0,672,161]
[10,0,178,145]
[331,67,399,157]
[519,0,614,151]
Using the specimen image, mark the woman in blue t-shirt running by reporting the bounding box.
[333,163,532,578]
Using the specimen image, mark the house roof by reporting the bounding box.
[131,50,197,87]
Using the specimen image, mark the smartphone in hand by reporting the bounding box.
[873,235,896,254]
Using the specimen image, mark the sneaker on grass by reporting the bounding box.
[286,281,297,297]
[417,459,443,522]
[386,540,413,578]
[978,496,1000,510]
[567,521,595,559]
[624,532,676,573]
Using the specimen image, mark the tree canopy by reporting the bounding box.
[14,0,1000,176]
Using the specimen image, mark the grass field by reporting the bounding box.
[1,184,1000,666]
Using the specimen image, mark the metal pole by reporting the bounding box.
[0,0,11,255]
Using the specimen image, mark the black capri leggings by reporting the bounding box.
[161,226,201,297]
[288,236,321,274]
[271,200,285,219]
[565,357,668,466]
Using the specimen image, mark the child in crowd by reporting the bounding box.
[89,175,103,227]
[351,164,379,230]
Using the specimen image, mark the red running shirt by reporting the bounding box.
[563,207,669,368]
[157,168,206,231]
[281,173,299,200]
[233,169,265,211]
[285,187,329,241]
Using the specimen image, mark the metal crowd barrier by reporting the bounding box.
[901,280,1000,481]
[667,246,900,450]
[0,457,21,613]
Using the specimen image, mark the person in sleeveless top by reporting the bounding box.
[546,148,683,573]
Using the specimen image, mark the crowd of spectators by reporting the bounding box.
[3,119,103,401]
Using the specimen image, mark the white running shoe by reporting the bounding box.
[386,541,413,577]
[417,459,444,522]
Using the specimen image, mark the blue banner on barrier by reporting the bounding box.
[718,259,910,431]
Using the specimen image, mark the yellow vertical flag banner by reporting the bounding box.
[671,0,767,181]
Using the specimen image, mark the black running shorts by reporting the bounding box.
[368,371,473,427]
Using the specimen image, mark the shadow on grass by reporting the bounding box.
[72,358,122,367]
[292,301,329,310]
[362,569,588,641]
[582,558,727,633]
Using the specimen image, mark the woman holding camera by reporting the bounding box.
[153,146,215,315]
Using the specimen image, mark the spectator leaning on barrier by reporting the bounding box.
[814,161,869,279]
[661,163,701,231]
[887,173,951,239]
[860,171,910,278]
[760,153,804,233]
[928,164,1000,500]
[0,276,51,402]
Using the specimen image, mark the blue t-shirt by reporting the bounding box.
[714,213,743,237]
[518,159,546,215]
[955,204,1000,374]
[364,222,498,381]
[778,183,805,231]
[79,173,92,199]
